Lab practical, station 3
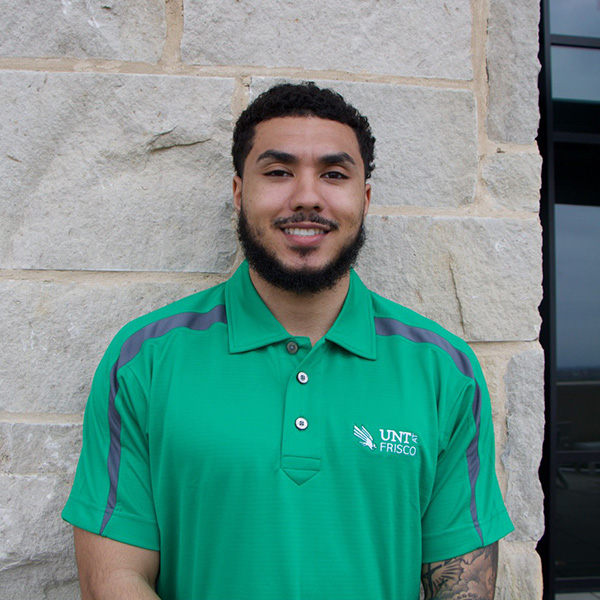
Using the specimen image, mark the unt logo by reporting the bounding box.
[353,425,376,450]
[379,429,418,445]
[354,425,419,457]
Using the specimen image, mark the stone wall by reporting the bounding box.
[0,0,544,598]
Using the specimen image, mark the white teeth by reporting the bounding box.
[284,228,325,236]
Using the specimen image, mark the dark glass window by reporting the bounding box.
[554,143,600,207]
[551,47,600,103]
[554,203,600,580]
[555,204,600,372]
[551,48,600,134]
[553,143,600,584]
[550,0,600,37]
[540,0,600,596]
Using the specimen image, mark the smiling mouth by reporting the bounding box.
[283,227,327,236]
[273,212,339,232]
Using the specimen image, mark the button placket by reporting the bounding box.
[280,349,323,486]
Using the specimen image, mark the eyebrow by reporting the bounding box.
[320,152,356,167]
[256,150,357,167]
[256,150,297,164]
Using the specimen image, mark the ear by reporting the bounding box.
[233,175,242,215]
[363,183,371,218]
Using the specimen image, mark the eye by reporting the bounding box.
[322,171,348,180]
[264,169,292,177]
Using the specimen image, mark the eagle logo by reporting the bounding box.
[353,425,376,450]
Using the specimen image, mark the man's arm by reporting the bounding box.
[73,527,161,600]
[421,542,498,600]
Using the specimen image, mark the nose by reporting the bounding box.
[288,173,324,213]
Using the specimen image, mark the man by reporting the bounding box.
[63,82,513,599]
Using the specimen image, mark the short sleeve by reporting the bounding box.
[62,340,160,551]
[421,357,513,563]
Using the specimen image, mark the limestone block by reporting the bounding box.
[0,0,165,61]
[182,0,473,80]
[0,425,9,471]
[482,152,542,211]
[496,541,543,600]
[502,347,545,542]
[357,215,542,342]
[471,348,509,459]
[0,561,79,600]
[250,78,478,208]
[0,423,82,476]
[44,580,81,600]
[0,475,77,594]
[0,72,237,273]
[472,349,507,420]
[0,278,214,414]
[486,0,541,144]
[0,437,81,598]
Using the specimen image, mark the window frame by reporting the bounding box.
[538,0,600,596]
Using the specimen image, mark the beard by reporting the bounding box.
[236,206,366,295]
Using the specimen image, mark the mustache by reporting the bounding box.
[272,212,339,230]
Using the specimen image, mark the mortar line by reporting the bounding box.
[367,205,541,219]
[469,340,542,353]
[0,269,229,285]
[159,0,184,67]
[471,0,491,150]
[0,58,476,90]
[471,0,494,212]
[232,76,250,120]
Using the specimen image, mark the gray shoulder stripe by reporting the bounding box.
[374,316,484,544]
[374,317,474,379]
[99,305,227,535]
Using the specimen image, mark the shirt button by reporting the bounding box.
[286,341,299,354]
[297,371,309,384]
[295,417,308,430]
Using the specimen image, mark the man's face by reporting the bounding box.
[233,116,371,293]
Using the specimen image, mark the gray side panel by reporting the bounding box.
[99,305,227,535]
[374,316,484,544]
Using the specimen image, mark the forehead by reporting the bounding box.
[249,116,362,160]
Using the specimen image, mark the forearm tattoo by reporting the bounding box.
[421,542,498,600]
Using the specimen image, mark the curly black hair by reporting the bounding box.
[232,82,375,180]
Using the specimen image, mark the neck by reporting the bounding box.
[248,268,351,346]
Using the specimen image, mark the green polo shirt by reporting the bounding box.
[63,261,513,600]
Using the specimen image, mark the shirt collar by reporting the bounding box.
[226,261,376,360]
[226,262,290,353]
[323,269,377,360]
